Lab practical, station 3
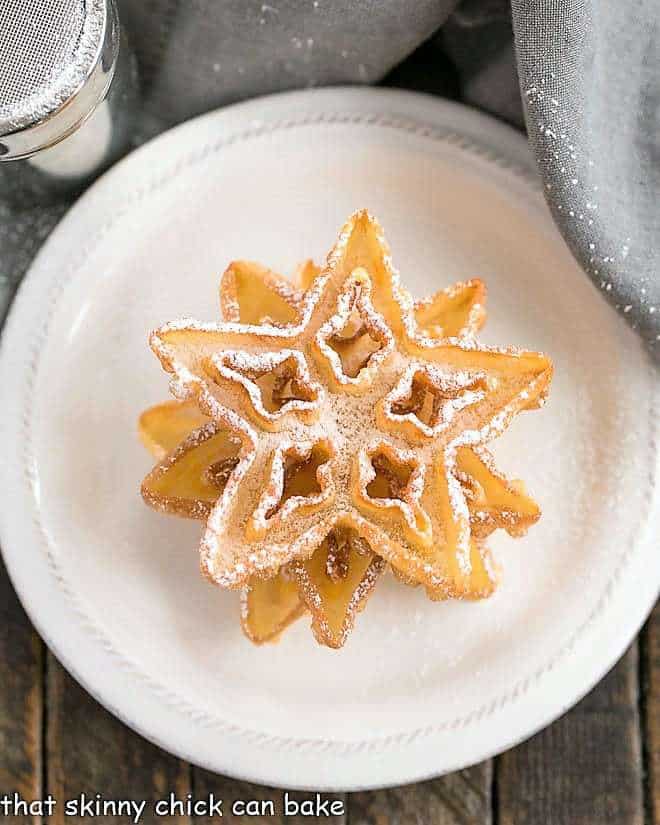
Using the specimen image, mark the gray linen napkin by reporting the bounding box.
[513,0,660,359]
[2,0,658,359]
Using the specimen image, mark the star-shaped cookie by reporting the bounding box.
[141,211,552,647]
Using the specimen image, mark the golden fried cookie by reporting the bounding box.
[290,524,385,648]
[139,399,208,459]
[240,574,305,644]
[141,211,552,646]
[413,279,486,340]
[220,260,305,327]
[456,445,540,538]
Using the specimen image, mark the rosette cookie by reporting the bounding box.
[140,212,552,648]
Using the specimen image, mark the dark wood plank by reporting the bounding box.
[192,769,347,823]
[349,762,492,825]
[0,559,43,825]
[46,652,191,825]
[496,644,644,825]
[641,603,659,825]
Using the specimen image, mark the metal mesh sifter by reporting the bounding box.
[0,0,138,205]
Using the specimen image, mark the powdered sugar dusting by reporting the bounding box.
[143,209,553,645]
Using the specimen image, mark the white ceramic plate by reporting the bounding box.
[1,89,658,791]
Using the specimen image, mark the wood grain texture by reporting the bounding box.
[0,560,43,825]
[46,653,191,825]
[496,644,644,825]
[192,769,347,823]
[1,544,654,825]
[641,603,659,825]
[348,762,492,825]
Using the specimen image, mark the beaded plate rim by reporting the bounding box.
[1,88,657,790]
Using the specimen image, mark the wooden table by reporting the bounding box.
[1,556,656,824]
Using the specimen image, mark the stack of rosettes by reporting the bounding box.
[139,211,553,648]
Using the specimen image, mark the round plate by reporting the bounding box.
[1,89,658,791]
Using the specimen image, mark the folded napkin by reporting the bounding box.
[2,0,658,360]
[513,0,660,359]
